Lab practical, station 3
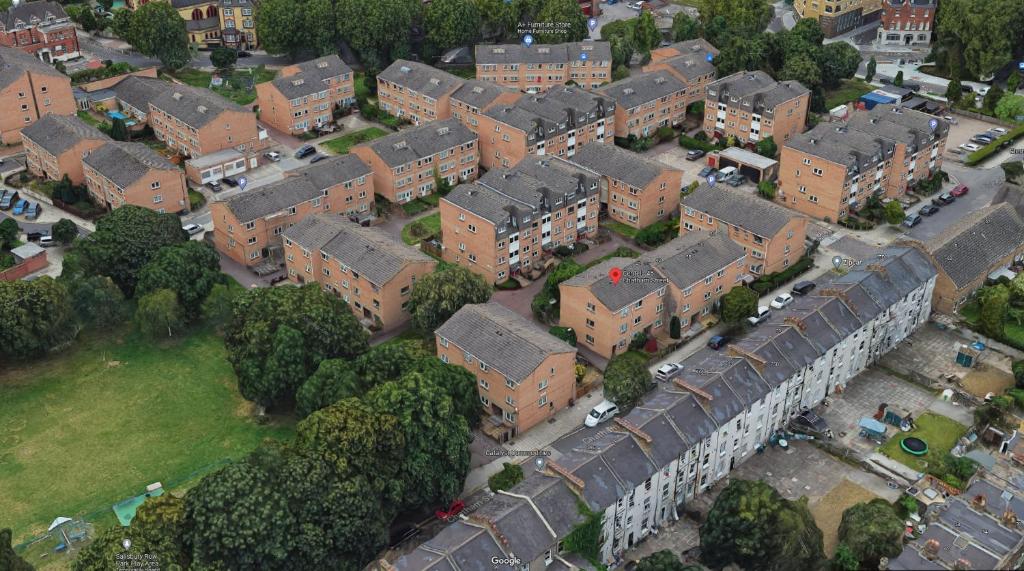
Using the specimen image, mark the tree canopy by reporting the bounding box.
[137,241,225,319]
[126,2,191,69]
[335,0,420,70]
[425,0,482,54]
[135,288,184,338]
[720,286,759,324]
[74,495,191,571]
[837,499,905,568]
[603,353,653,409]
[66,275,129,329]
[637,549,701,571]
[0,529,32,571]
[51,218,78,245]
[533,0,588,43]
[408,265,492,332]
[0,277,75,360]
[936,0,1024,80]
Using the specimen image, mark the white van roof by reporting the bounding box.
[592,400,617,413]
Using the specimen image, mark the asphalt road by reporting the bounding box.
[0,210,88,238]
[905,162,1007,241]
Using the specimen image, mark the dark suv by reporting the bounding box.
[295,144,316,159]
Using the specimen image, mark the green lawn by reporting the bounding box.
[171,66,276,106]
[878,412,966,472]
[0,327,294,544]
[602,220,641,239]
[354,73,371,101]
[824,79,874,110]
[75,110,103,128]
[322,127,388,155]
[401,212,441,245]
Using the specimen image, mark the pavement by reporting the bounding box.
[767,0,797,33]
[905,163,1006,241]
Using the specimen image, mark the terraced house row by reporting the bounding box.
[474,41,612,92]
[385,246,938,570]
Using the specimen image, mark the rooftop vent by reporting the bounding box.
[809,138,817,144]
[172,92,183,100]
[472,86,484,94]
[292,79,304,86]
[623,88,634,95]
[316,61,328,69]
[197,105,208,114]
[492,48,505,54]
[538,47,550,54]
[430,78,441,85]
[582,45,593,51]
[393,141,407,150]
[654,77,666,84]
[437,126,449,135]
[399,66,411,73]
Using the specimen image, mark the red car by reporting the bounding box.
[950,184,969,197]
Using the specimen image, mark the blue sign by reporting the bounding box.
[580,53,588,61]
[238,176,248,191]
[929,118,938,131]
[706,53,714,62]
[523,34,534,47]
[588,17,598,31]
[707,174,716,187]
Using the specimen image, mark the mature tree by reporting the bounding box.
[488,462,525,492]
[111,8,134,40]
[129,1,190,70]
[224,284,369,408]
[408,265,491,332]
[336,0,420,70]
[936,0,1024,80]
[780,53,822,89]
[367,372,472,511]
[883,200,906,225]
[946,74,964,105]
[609,35,635,70]
[995,94,1024,121]
[0,218,18,248]
[210,46,238,69]
[979,285,1010,339]
[137,241,224,319]
[354,340,430,385]
[633,11,661,53]
[110,116,129,141]
[475,0,516,41]
[135,288,183,338]
[865,56,877,83]
[415,358,482,428]
[982,85,1005,112]
[0,529,32,571]
[892,70,904,87]
[699,0,774,36]
[603,353,653,408]
[74,495,191,571]
[637,549,699,571]
[51,218,78,245]
[296,359,364,418]
[755,136,777,158]
[832,543,860,571]
[1009,71,1022,94]
[303,0,337,56]
[837,499,904,568]
[671,12,701,42]
[533,0,588,43]
[65,205,186,296]
[426,0,481,54]
[201,282,241,331]
[721,286,759,324]
[701,479,824,571]
[670,315,682,339]
[67,275,129,328]
[0,278,74,360]
[820,42,861,89]
[714,33,770,76]
[78,8,99,32]
[255,0,303,58]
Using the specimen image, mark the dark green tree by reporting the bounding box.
[129,1,190,70]
[73,495,190,571]
[110,117,129,141]
[946,73,964,105]
[200,282,241,332]
[354,340,431,386]
[210,46,238,69]
[720,285,758,324]
[1009,71,1021,93]
[304,0,337,56]
[0,218,18,248]
[135,288,183,338]
[978,285,1010,339]
[474,0,516,41]
[820,42,861,89]
[425,0,482,54]
[893,70,904,87]
[755,135,777,158]
[407,265,492,332]
[415,358,482,429]
[832,543,859,571]
[936,0,1024,80]
[111,8,134,40]
[533,0,588,43]
[335,0,420,70]
[603,353,653,409]
[671,12,702,41]
[0,278,75,360]
[633,11,661,53]
[51,218,78,245]
[779,53,822,89]
[296,359,364,418]
[865,56,876,83]
[0,528,32,571]
[67,275,129,328]
[79,8,99,32]
[137,241,225,319]
[837,499,904,568]
[984,85,1005,112]
[670,315,681,339]
[255,0,303,58]
[883,201,905,225]
[698,0,774,38]
[637,549,700,571]
[488,462,525,492]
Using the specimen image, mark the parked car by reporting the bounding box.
[207,180,223,192]
[716,166,737,179]
[309,153,328,163]
[182,223,203,235]
[747,306,771,326]
[26,231,43,242]
[25,202,40,220]
[959,142,981,153]
[295,144,316,159]
[932,192,955,205]
[770,293,794,309]
[585,400,620,427]
[685,149,706,161]
[950,184,969,197]
[221,176,240,187]
[264,151,281,162]
[627,0,645,10]
[655,362,682,381]
[12,199,28,215]
[971,135,994,145]
[789,410,829,437]
[0,190,17,210]
[698,166,717,179]
[990,127,1008,135]
[707,335,731,350]
[961,85,975,94]
[237,50,252,58]
[726,174,746,187]
[919,204,941,216]
[791,281,816,296]
[903,213,923,227]
[38,235,55,247]
[942,115,958,125]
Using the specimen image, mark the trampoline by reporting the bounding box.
[901,437,929,456]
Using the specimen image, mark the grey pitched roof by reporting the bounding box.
[658,38,719,59]
[598,71,685,110]
[484,87,614,139]
[451,79,516,111]
[0,45,66,90]
[475,41,610,65]
[657,53,716,81]
[466,155,600,227]
[682,182,800,238]
[281,214,433,286]
[707,71,810,112]
[443,182,518,226]
[472,494,555,563]
[83,142,177,188]
[20,114,108,156]
[150,82,248,129]
[359,119,475,168]
[562,256,665,312]
[221,154,370,222]
[924,203,1024,289]
[379,59,463,100]
[435,302,575,382]
[1,1,68,30]
[569,143,669,189]
[110,76,164,113]
[271,55,352,100]
[646,232,747,290]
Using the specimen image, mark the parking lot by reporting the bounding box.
[648,141,759,192]
[905,162,1006,241]
[943,114,1010,158]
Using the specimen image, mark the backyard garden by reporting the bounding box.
[322,127,388,155]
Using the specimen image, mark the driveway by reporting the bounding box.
[905,163,1006,241]
[589,1,643,39]
[648,140,715,184]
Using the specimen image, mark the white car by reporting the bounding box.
[747,306,771,326]
[942,115,957,125]
[628,0,645,9]
[38,235,55,247]
[989,127,1008,135]
[770,293,794,310]
[959,142,981,153]
[585,400,620,428]
[655,362,682,381]
[264,151,281,162]
[182,223,204,235]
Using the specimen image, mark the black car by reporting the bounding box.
[707,335,731,350]
[221,176,240,187]
[791,281,816,296]
[237,50,252,58]
[207,180,223,192]
[698,166,717,179]
[309,154,328,163]
[919,204,940,216]
[295,144,316,159]
[26,231,43,242]
[932,193,955,206]
[686,149,706,161]
[789,410,829,437]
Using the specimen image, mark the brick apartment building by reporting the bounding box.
[436,302,577,441]
[351,119,478,204]
[560,233,747,359]
[218,0,258,49]
[211,154,373,267]
[703,71,810,146]
[641,38,718,102]
[0,1,79,62]
[598,70,688,139]
[256,54,355,135]
[794,0,883,37]
[149,83,264,159]
[449,79,520,132]
[476,86,615,170]
[21,114,108,185]
[876,0,936,47]
[282,214,436,329]
[0,45,75,144]
[681,183,808,275]
[474,41,612,93]
[83,141,189,214]
[440,156,601,283]
[778,105,949,221]
[568,143,682,229]
[377,59,464,126]
[108,75,165,124]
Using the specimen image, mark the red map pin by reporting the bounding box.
[609,267,622,285]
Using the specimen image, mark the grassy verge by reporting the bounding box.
[75,110,104,128]
[354,73,371,101]
[171,66,276,106]
[584,246,640,269]
[966,125,1024,166]
[401,212,441,245]
[877,412,966,473]
[322,127,388,155]
[0,326,294,545]
[824,79,874,110]
[602,220,640,239]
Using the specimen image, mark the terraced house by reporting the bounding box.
[568,143,682,229]
[83,141,189,213]
[281,214,436,329]
[778,105,949,221]
[559,233,748,359]
[210,155,372,267]
[256,54,355,135]
[351,119,478,204]
[377,60,463,126]
[21,114,108,185]
[387,246,938,570]
[476,87,615,170]
[703,71,810,146]
[440,156,601,283]
[474,41,612,92]
[597,71,689,140]
[149,83,265,159]
[681,183,809,275]
[0,0,79,62]
[436,302,577,441]
[0,45,75,144]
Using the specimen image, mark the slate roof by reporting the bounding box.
[597,71,685,110]
[110,76,164,114]
[83,142,177,188]
[656,53,716,81]
[435,302,575,382]
[922,203,1024,289]
[451,79,515,111]
[359,119,475,168]
[706,71,810,112]
[682,182,800,238]
[0,45,66,90]
[379,59,463,100]
[484,87,614,139]
[221,154,370,222]
[475,41,610,65]
[270,54,352,100]
[569,142,669,189]
[20,114,108,156]
[150,82,248,129]
[562,256,665,312]
[1,1,67,31]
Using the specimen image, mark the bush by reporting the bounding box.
[488,462,524,492]
[1014,360,1024,388]
[616,134,655,152]
[838,216,876,231]
[629,332,648,351]
[655,126,675,142]
[554,245,574,258]
[679,134,716,152]
[635,218,679,248]
[549,326,577,346]
[750,257,815,295]
[495,280,520,291]
[188,189,206,210]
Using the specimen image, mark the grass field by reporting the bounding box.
[824,79,874,110]
[172,66,276,106]
[322,127,388,155]
[0,327,294,545]
[809,480,879,556]
[602,220,641,239]
[402,212,441,245]
[878,412,966,472]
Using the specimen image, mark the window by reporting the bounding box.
[479,379,489,390]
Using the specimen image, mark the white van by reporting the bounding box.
[585,400,619,427]
[716,166,737,179]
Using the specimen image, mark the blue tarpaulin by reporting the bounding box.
[859,417,887,434]
[859,91,899,109]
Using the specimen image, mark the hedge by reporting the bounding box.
[549,326,577,346]
[635,218,679,247]
[750,256,815,295]
[678,135,716,152]
[966,125,1024,166]
[838,216,876,231]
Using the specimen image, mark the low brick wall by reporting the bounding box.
[0,251,47,281]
